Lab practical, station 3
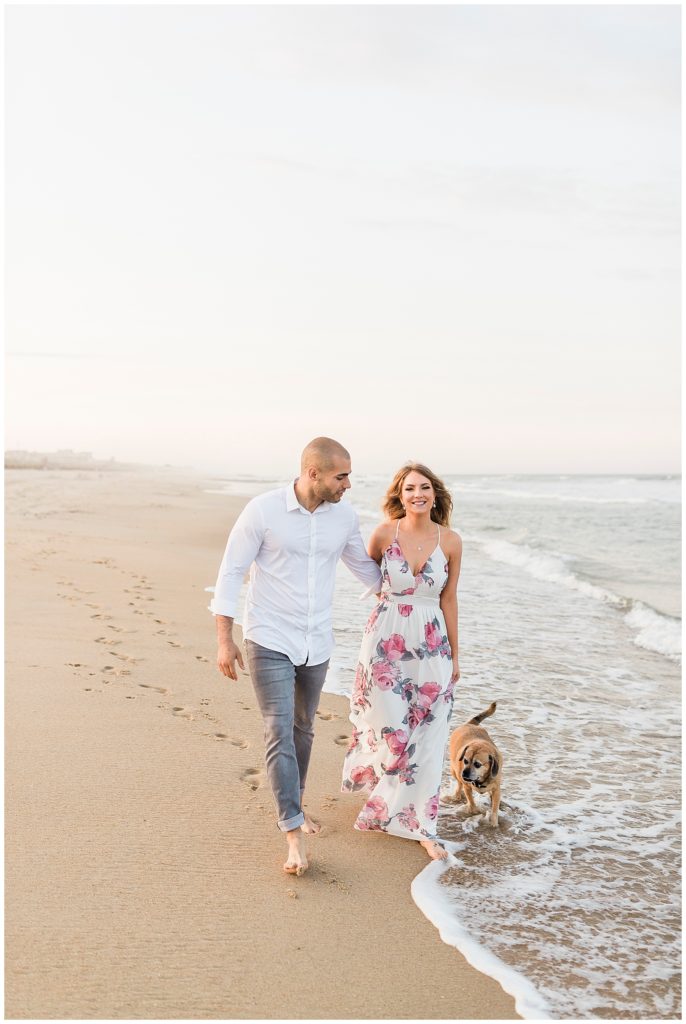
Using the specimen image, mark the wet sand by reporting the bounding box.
[5,467,518,1019]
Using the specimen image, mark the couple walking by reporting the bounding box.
[212,437,462,874]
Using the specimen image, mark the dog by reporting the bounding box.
[445,701,502,827]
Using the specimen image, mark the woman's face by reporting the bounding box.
[401,471,435,512]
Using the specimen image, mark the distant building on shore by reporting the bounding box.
[5,449,128,470]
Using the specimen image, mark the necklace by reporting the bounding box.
[400,525,434,551]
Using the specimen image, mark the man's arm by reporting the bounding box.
[212,501,265,680]
[340,510,384,592]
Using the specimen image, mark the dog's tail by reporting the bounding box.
[468,701,496,726]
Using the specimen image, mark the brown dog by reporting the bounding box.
[445,702,502,827]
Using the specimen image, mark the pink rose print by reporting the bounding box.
[384,727,408,755]
[386,751,410,773]
[418,681,442,707]
[398,604,413,617]
[352,664,370,708]
[357,795,389,830]
[397,804,420,831]
[425,794,440,821]
[385,540,405,563]
[425,620,443,651]
[350,764,378,788]
[346,727,362,754]
[400,586,416,596]
[380,634,407,661]
[407,704,431,730]
[371,660,396,690]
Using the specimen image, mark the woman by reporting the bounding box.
[341,463,462,861]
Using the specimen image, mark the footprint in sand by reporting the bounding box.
[139,683,170,695]
[214,733,249,748]
[172,706,194,720]
[94,637,122,647]
[334,734,350,746]
[90,612,112,620]
[166,641,182,648]
[195,655,209,663]
[240,767,263,790]
[316,710,339,721]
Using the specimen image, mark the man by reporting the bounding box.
[212,437,382,875]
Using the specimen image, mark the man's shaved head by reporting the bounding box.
[301,437,351,473]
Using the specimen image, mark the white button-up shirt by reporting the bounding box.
[211,482,383,666]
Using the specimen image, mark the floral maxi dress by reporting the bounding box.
[341,522,454,841]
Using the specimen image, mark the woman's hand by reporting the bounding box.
[451,657,460,683]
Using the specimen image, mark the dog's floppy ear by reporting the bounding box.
[458,745,470,762]
[489,753,499,777]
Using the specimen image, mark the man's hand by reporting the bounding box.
[217,639,245,680]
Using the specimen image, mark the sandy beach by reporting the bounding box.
[5,467,517,1020]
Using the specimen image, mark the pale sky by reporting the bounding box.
[5,4,681,475]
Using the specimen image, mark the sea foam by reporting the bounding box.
[411,858,553,1020]
[473,535,681,661]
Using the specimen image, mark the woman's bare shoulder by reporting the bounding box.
[370,520,397,544]
[440,527,463,555]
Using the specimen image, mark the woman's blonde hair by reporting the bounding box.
[382,462,453,527]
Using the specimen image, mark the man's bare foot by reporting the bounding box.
[301,811,321,835]
[420,839,449,861]
[284,828,308,876]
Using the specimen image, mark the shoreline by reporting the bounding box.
[5,468,518,1019]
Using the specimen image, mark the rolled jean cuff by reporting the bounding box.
[278,810,305,833]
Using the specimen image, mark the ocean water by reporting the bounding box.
[207,473,681,1020]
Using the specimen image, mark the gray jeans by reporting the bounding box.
[245,640,329,832]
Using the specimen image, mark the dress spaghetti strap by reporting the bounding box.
[395,519,400,539]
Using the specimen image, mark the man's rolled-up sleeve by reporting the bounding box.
[210,502,264,617]
[340,510,383,595]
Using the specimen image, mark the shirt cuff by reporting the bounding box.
[359,575,383,600]
[209,596,238,617]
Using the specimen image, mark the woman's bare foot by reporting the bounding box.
[420,839,449,861]
[301,811,321,835]
[284,828,309,876]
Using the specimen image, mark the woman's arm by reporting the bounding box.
[439,531,463,682]
[367,521,395,564]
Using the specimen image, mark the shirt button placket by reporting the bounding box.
[307,514,316,661]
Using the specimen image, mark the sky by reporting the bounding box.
[5,4,681,476]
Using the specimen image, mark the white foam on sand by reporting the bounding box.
[411,857,552,1020]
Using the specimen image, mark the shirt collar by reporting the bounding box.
[286,479,332,514]
[286,480,300,512]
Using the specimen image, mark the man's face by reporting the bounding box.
[312,456,352,503]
